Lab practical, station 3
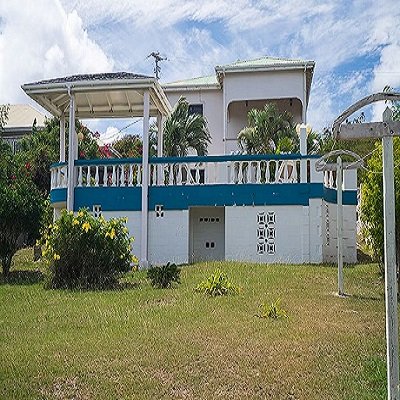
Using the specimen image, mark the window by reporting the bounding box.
[93,205,102,218]
[155,204,164,218]
[188,104,203,116]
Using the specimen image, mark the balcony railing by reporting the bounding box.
[50,154,322,190]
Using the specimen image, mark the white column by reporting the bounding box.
[156,112,164,185]
[157,112,164,157]
[337,156,344,296]
[59,114,65,162]
[140,91,150,268]
[382,107,399,400]
[300,125,307,183]
[66,91,76,211]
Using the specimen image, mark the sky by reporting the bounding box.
[1,0,400,141]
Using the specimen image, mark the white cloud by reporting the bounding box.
[0,0,113,104]
[2,0,400,134]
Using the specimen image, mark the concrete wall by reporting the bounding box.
[103,210,189,266]
[164,69,306,156]
[322,202,357,264]
[165,89,224,155]
[225,205,307,264]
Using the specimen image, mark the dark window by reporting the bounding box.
[188,104,203,116]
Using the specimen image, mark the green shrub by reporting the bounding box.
[195,269,240,296]
[257,300,288,320]
[147,262,181,288]
[40,209,137,289]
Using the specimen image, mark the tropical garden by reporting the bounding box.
[0,97,399,399]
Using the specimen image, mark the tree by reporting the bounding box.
[112,133,157,158]
[163,97,211,157]
[0,150,45,276]
[238,104,297,154]
[0,104,9,132]
[17,118,100,195]
[360,138,400,275]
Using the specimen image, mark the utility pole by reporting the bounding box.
[147,52,168,80]
[333,92,400,400]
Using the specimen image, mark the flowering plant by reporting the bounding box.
[40,208,137,289]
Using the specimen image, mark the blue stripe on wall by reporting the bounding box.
[74,187,142,211]
[50,188,67,203]
[323,186,357,205]
[52,183,358,211]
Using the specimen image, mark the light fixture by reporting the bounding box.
[296,123,312,136]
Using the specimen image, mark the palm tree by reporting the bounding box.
[238,104,297,154]
[163,97,211,157]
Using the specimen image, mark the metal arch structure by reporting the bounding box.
[332,92,400,400]
[332,92,400,140]
[315,149,364,172]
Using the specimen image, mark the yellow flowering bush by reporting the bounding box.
[40,208,137,289]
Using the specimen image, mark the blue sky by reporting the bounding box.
[1,0,399,141]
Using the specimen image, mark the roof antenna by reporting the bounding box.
[147,51,168,80]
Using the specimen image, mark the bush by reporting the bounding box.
[147,262,181,288]
[257,300,288,320]
[40,209,136,289]
[0,151,46,276]
[195,269,240,296]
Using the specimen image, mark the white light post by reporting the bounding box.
[296,123,312,182]
[316,150,363,297]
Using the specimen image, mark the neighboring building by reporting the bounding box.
[22,57,358,267]
[1,104,46,153]
[163,56,314,155]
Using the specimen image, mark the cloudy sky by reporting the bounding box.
[1,0,399,139]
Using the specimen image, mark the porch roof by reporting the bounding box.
[22,72,172,119]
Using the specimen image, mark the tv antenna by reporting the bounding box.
[147,52,168,80]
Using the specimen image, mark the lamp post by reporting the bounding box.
[296,123,312,182]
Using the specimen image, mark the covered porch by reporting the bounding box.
[22,72,172,268]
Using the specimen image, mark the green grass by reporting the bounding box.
[0,249,389,399]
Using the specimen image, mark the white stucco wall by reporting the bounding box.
[148,210,189,265]
[164,89,224,155]
[225,205,309,264]
[103,210,189,265]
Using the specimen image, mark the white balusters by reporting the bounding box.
[177,164,182,185]
[78,166,83,187]
[152,164,157,186]
[111,165,116,186]
[128,165,134,186]
[120,165,125,186]
[136,165,141,186]
[86,166,91,187]
[95,166,99,187]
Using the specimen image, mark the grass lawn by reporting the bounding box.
[0,249,388,399]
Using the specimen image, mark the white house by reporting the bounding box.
[21,57,357,267]
[1,104,46,153]
[163,56,313,155]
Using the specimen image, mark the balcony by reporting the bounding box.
[50,154,357,211]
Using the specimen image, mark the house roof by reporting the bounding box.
[26,72,152,86]
[4,104,46,129]
[163,56,315,95]
[163,75,220,91]
[215,56,315,73]
[22,72,172,118]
